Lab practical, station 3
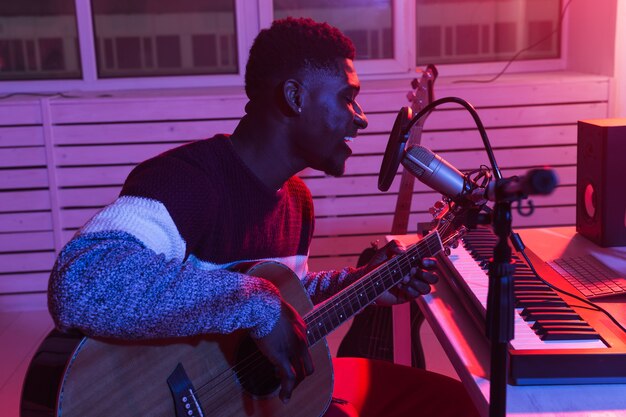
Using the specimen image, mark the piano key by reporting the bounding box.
[540,331,601,341]
[516,292,562,299]
[531,319,592,329]
[516,299,569,308]
[536,325,597,333]
[522,310,582,321]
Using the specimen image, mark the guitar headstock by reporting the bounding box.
[427,199,470,253]
[407,64,438,117]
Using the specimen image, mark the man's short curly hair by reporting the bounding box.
[245,17,355,101]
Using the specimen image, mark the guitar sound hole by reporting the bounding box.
[234,337,280,397]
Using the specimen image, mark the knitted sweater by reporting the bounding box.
[48,135,362,340]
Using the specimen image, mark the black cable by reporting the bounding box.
[403,96,502,180]
[512,233,626,334]
[453,0,574,84]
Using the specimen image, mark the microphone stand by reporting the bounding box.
[401,97,511,417]
[486,188,515,417]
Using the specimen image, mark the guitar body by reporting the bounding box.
[21,262,333,417]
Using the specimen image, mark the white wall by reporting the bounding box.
[611,0,626,117]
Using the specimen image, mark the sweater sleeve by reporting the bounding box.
[301,267,368,305]
[47,195,283,340]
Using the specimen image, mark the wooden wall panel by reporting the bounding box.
[0,169,48,189]
[0,126,45,147]
[0,101,42,125]
[0,101,51,294]
[53,120,235,145]
[49,94,247,123]
[0,73,611,294]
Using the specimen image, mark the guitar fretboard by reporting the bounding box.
[304,231,443,346]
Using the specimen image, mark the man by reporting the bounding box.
[48,17,479,417]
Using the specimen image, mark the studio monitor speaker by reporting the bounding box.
[576,118,626,247]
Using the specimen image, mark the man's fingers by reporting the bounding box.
[401,278,430,296]
[292,320,314,376]
[302,348,315,376]
[278,360,297,403]
[408,266,438,285]
[412,280,432,295]
[385,239,406,256]
[421,271,439,285]
[420,257,437,270]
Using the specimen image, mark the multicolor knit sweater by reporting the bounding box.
[48,135,363,340]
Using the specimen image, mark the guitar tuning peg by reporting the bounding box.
[429,200,446,217]
[406,91,416,101]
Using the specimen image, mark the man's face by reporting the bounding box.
[294,58,368,177]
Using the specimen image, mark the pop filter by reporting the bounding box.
[378,106,412,191]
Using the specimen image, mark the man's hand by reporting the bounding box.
[364,239,438,306]
[253,301,314,403]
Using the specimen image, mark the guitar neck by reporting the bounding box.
[391,122,426,235]
[391,169,417,235]
[303,231,443,346]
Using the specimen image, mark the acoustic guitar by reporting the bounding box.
[337,65,438,367]
[21,200,468,417]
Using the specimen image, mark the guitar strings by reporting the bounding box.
[308,232,440,320]
[193,239,453,408]
[192,227,457,406]
[194,230,455,404]
[305,232,444,330]
[157,225,452,412]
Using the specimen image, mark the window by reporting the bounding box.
[415,0,562,65]
[273,0,393,60]
[0,0,571,92]
[91,0,238,78]
[0,1,81,80]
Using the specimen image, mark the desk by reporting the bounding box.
[416,226,626,417]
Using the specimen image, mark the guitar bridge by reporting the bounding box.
[167,363,205,417]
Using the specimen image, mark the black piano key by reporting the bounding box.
[516,299,569,308]
[513,271,539,277]
[536,325,596,334]
[540,331,601,341]
[516,291,561,298]
[513,269,536,274]
[514,279,542,284]
[514,282,552,290]
[531,319,592,329]
[523,311,582,321]
[516,296,562,302]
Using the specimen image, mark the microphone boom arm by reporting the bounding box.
[402,96,503,181]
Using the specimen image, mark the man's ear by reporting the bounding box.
[282,79,304,115]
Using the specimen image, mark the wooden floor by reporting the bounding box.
[0,293,456,417]
[1,294,53,417]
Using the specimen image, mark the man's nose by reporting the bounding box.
[353,100,368,129]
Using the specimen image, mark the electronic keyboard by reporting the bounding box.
[437,227,626,385]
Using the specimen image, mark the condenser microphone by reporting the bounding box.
[401,145,471,200]
[401,145,558,202]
